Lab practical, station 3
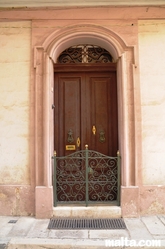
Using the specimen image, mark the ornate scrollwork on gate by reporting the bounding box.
[53,148,120,206]
[57,45,113,64]
[55,151,86,203]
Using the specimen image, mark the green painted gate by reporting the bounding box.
[52,145,121,206]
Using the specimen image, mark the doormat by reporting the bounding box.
[48,218,126,230]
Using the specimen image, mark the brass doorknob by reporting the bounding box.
[92,125,96,135]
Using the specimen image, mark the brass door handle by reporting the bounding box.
[77,137,80,148]
[92,125,96,135]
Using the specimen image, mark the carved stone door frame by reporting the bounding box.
[34,24,141,218]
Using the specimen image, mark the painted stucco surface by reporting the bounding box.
[0,21,31,185]
[0,6,164,217]
[0,0,164,7]
[138,20,165,185]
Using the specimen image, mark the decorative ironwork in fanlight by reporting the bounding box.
[57,45,113,64]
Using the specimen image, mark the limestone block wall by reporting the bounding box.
[138,20,165,185]
[0,21,34,215]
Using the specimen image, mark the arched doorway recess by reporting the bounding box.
[54,44,118,205]
[34,24,141,217]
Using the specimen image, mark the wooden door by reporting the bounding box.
[54,65,118,157]
[85,72,118,156]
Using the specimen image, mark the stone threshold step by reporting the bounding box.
[53,206,121,218]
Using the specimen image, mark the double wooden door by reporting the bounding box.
[54,65,118,157]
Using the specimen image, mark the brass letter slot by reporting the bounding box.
[66,145,76,151]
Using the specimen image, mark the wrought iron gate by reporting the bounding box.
[53,145,121,206]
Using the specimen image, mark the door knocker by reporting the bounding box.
[99,130,105,143]
[67,129,74,143]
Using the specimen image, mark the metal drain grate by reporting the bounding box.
[8,220,17,224]
[48,218,126,230]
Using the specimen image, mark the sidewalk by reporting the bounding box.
[0,215,165,249]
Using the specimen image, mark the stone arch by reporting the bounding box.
[43,24,128,62]
[34,23,141,217]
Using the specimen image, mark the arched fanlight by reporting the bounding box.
[57,44,114,64]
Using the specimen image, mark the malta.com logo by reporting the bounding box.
[105,237,161,247]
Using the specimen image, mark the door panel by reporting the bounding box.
[84,73,118,156]
[54,71,118,157]
[86,74,111,155]
[54,74,83,156]
[63,77,81,155]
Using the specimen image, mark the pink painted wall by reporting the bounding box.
[0,6,165,217]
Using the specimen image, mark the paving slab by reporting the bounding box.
[0,239,9,244]
[153,235,165,240]
[7,217,35,237]
[124,218,153,240]
[0,244,7,249]
[48,229,89,239]
[158,215,165,226]
[6,238,109,249]
[27,219,49,238]
[89,229,129,239]
[0,217,14,230]
[0,217,17,238]
[5,237,165,249]
[142,216,165,235]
